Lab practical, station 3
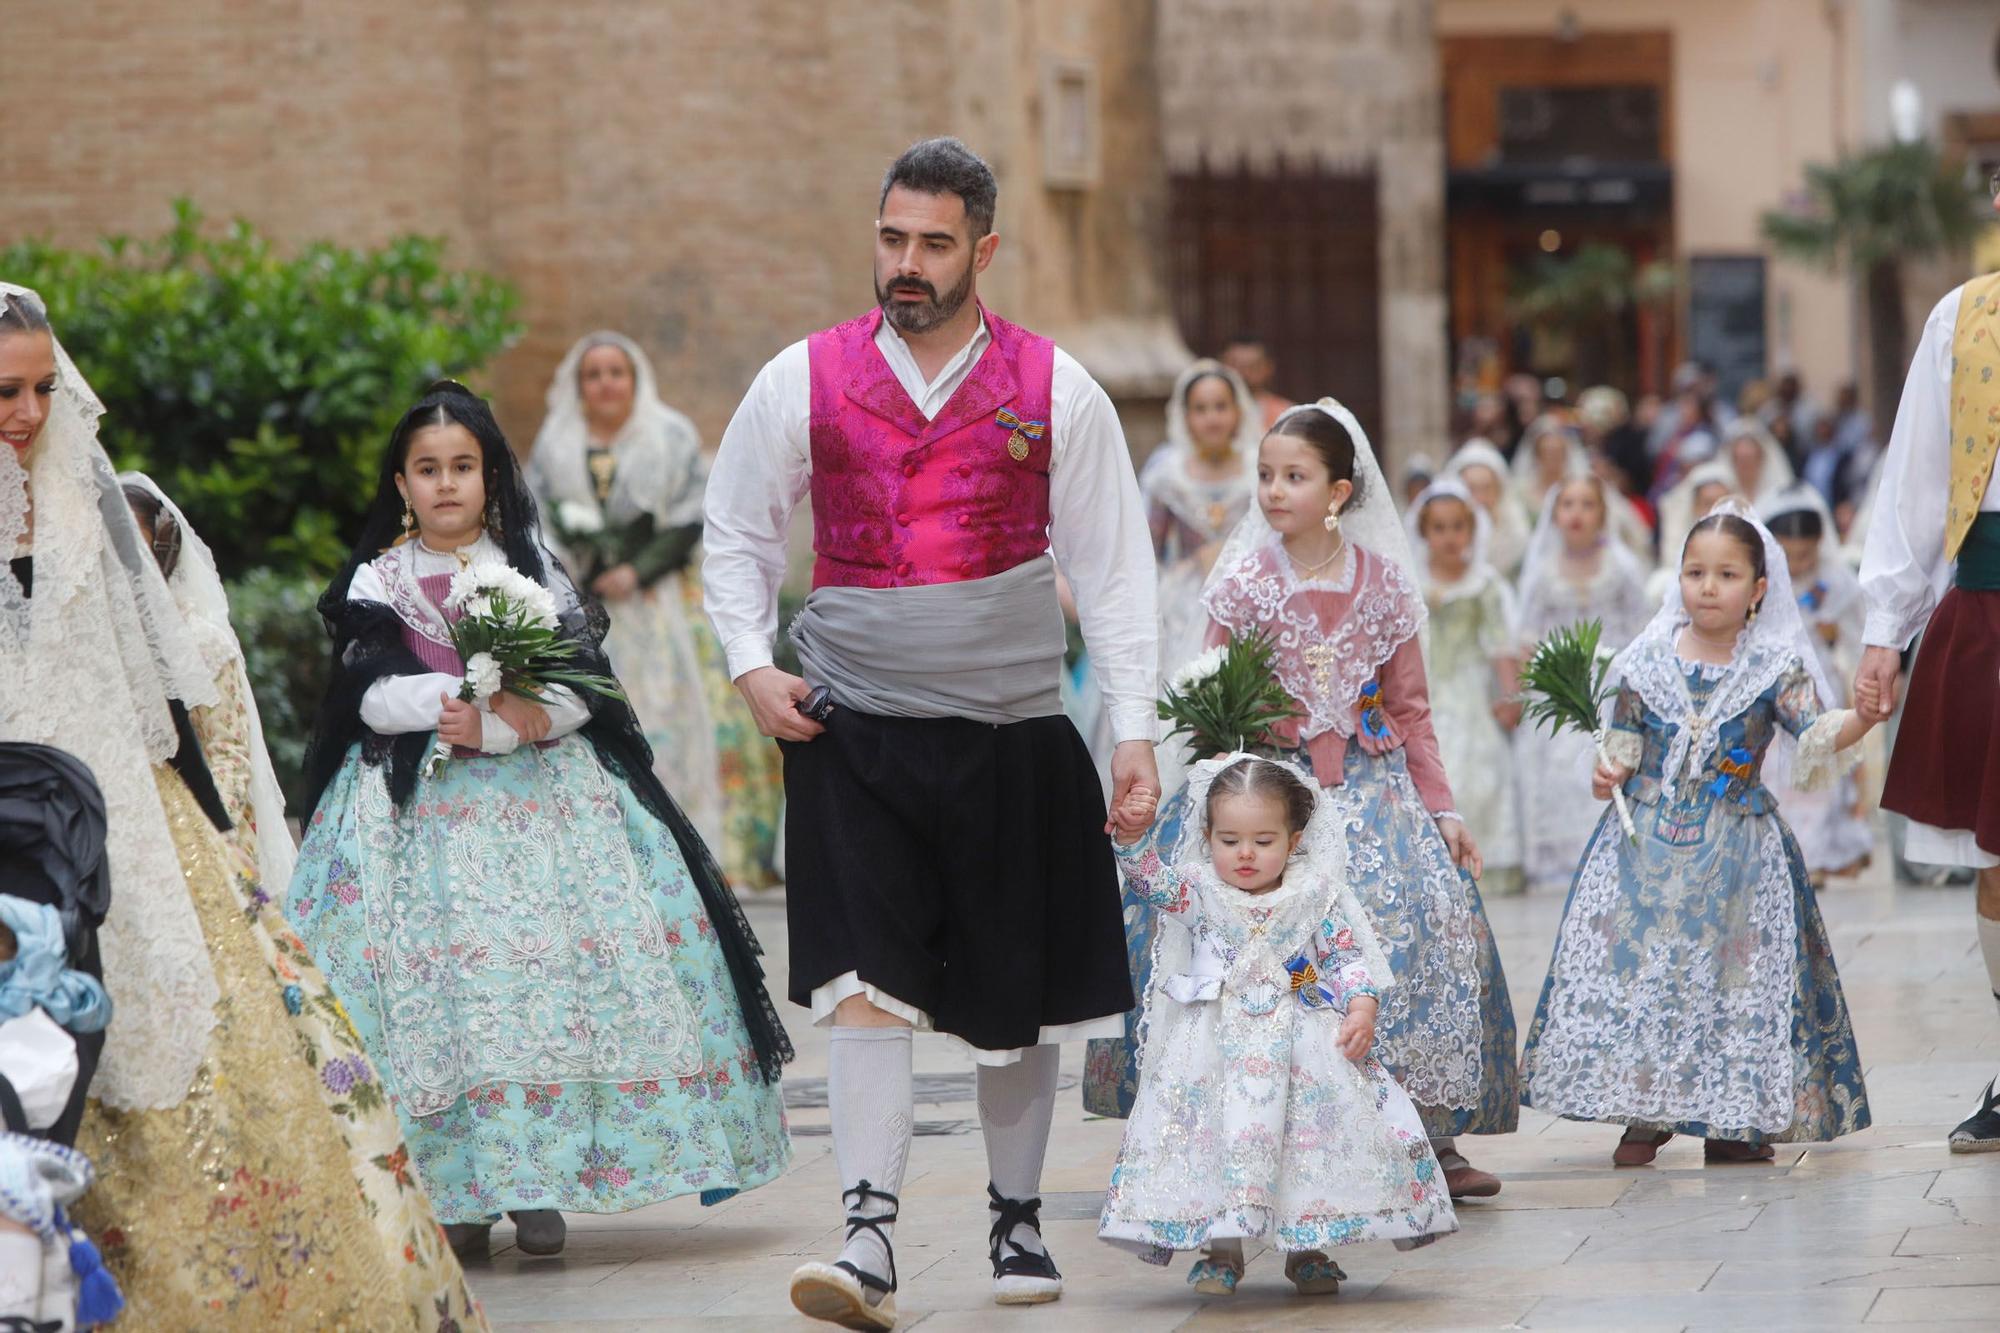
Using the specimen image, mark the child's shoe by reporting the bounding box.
[1284,1249,1345,1295]
[1187,1240,1243,1295]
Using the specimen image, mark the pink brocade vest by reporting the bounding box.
[807,307,1055,589]
[400,571,465,674]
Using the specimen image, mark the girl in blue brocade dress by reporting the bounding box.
[1521,504,1876,1166]
[1085,399,1518,1199]
[287,383,792,1259]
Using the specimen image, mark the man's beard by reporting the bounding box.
[876,259,975,335]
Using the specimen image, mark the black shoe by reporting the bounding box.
[988,1183,1062,1305]
[790,1180,899,1330]
[1949,1079,2000,1154]
[443,1222,491,1259]
[508,1208,566,1255]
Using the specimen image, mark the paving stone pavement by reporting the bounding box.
[469,840,2000,1330]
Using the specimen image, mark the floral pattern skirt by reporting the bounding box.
[1328,746,1520,1139]
[607,573,724,851]
[288,742,791,1223]
[1085,746,1520,1139]
[1520,802,1871,1143]
[1516,723,1604,887]
[1099,993,1454,1262]
[76,771,485,1331]
[682,576,785,890]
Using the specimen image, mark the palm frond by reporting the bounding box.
[1157,630,1298,759]
[1519,619,1614,740]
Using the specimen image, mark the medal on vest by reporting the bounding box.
[994,406,1047,463]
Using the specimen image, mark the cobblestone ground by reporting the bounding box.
[473,840,2000,1331]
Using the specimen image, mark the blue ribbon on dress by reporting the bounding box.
[1707,746,1757,805]
[1357,679,1392,740]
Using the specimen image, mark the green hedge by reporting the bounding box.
[227,569,331,811]
[5,200,521,581]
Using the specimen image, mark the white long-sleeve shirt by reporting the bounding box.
[1859,284,2000,649]
[348,553,591,754]
[702,311,1160,743]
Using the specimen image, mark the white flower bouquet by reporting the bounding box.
[424,560,625,775]
[550,499,611,579]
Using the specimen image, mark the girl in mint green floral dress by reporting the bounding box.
[287,382,792,1257]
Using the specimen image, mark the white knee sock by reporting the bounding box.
[977,1043,1059,1258]
[1980,912,2000,1011]
[829,1026,914,1286]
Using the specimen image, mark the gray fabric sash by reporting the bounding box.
[790,556,1067,723]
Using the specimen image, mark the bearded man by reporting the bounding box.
[703,137,1160,1329]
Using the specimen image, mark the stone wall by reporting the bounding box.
[6,1,1180,453]
[1156,0,1450,467]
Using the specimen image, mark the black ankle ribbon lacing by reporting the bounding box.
[988,1183,1061,1279]
[835,1180,899,1295]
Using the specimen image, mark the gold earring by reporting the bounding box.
[401,502,415,538]
[1324,501,1343,535]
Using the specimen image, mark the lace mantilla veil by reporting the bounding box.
[1404,475,1510,611]
[122,471,298,898]
[1513,468,1651,619]
[1606,496,1834,787]
[1133,752,1389,1074]
[527,330,707,531]
[0,282,223,1111]
[1204,396,1426,616]
[1154,359,1263,482]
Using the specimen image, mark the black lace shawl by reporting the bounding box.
[298,386,792,1081]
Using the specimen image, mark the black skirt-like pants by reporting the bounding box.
[779,707,1134,1052]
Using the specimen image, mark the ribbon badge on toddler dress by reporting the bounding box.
[994,407,1047,463]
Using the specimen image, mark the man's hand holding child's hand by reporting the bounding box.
[1111,785,1159,846]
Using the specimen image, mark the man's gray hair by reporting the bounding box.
[879,137,998,239]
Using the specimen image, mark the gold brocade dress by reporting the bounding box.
[74,767,487,1331]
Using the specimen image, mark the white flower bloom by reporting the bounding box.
[1168,646,1227,694]
[463,651,503,701]
[557,499,605,536]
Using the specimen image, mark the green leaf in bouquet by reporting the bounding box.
[1156,630,1299,759]
[1519,618,1614,740]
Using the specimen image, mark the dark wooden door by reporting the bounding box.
[1168,155,1383,445]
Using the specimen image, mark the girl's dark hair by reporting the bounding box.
[1269,406,1366,505]
[388,379,506,475]
[1205,757,1317,836]
[1765,507,1824,541]
[1417,490,1474,535]
[1684,512,1768,613]
[1182,368,1233,408]
[121,482,182,581]
[0,291,51,336]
